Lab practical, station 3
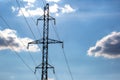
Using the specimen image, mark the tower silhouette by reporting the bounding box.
[27,3,63,80]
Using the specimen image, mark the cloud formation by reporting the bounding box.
[12,0,75,17]
[23,0,36,3]
[17,7,43,17]
[49,4,75,16]
[46,0,61,3]
[88,32,120,59]
[61,4,75,13]
[0,29,40,52]
[11,0,43,17]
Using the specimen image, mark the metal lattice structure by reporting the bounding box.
[27,3,63,80]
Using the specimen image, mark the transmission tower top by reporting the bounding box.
[27,3,63,80]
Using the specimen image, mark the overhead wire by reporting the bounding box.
[0,15,37,65]
[51,22,61,40]
[0,30,33,73]
[16,0,36,39]
[20,0,46,74]
[62,48,74,80]
[11,0,74,80]
[16,0,45,77]
[20,0,42,38]
[8,0,73,80]
[15,0,45,57]
[47,6,74,80]
[19,0,43,71]
[16,0,45,79]
[0,15,39,80]
[48,57,60,80]
[15,0,43,66]
[47,13,63,80]
[51,22,74,80]
[17,0,54,77]
[1,0,65,80]
[0,31,40,80]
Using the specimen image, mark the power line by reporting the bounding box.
[1,1,74,80]
[15,51,34,73]
[0,15,37,66]
[15,0,42,45]
[62,48,74,80]
[17,0,44,66]
[15,0,42,61]
[51,22,61,41]
[0,15,40,80]
[51,22,74,80]
[16,0,45,76]
[0,15,11,28]
[18,0,43,67]
[0,15,41,80]
[0,32,34,73]
[16,0,36,40]
[49,58,60,80]
[20,0,42,38]
[0,33,39,80]
[27,3,63,80]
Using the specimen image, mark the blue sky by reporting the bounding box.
[0,0,120,80]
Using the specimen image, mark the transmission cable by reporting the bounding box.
[16,0,36,40]
[20,0,42,37]
[51,22,61,40]
[0,32,34,73]
[15,0,42,57]
[0,32,40,80]
[0,15,37,67]
[0,16,40,80]
[0,15,37,65]
[46,45,60,80]
[0,15,39,80]
[51,22,74,80]
[16,0,47,77]
[62,48,74,80]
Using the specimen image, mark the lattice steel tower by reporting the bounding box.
[27,3,63,80]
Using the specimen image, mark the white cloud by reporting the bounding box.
[50,4,59,13]
[22,0,35,9]
[17,8,29,17]
[12,0,43,17]
[61,4,75,13]
[49,4,75,16]
[25,2,34,8]
[11,6,19,12]
[46,0,61,3]
[12,0,75,17]
[88,32,120,59]
[11,6,16,12]
[0,29,40,52]
[17,7,43,17]
[23,0,36,3]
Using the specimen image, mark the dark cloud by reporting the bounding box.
[88,32,120,59]
[0,29,40,52]
[0,37,19,47]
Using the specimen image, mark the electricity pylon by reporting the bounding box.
[27,3,63,80]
